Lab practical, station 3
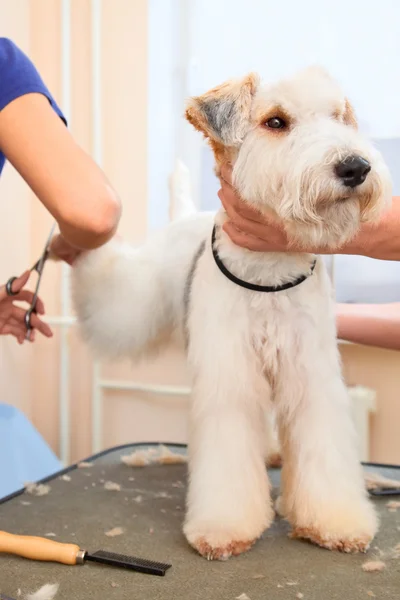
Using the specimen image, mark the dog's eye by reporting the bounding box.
[265,117,286,129]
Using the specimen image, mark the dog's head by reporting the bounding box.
[186,66,392,248]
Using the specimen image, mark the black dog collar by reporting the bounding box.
[211,226,316,293]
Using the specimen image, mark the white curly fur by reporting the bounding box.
[71,66,392,560]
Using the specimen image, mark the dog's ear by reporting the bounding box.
[185,73,259,146]
[343,98,358,130]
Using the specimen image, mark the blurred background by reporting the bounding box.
[1,0,400,472]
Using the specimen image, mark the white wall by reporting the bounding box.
[147,0,177,231]
[182,0,400,135]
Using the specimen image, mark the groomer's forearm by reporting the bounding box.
[59,221,118,250]
[340,197,400,261]
[0,93,121,250]
[336,303,400,350]
[57,185,121,250]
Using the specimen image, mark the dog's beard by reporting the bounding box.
[282,169,387,249]
[285,198,361,248]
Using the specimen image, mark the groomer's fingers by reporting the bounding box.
[13,290,45,315]
[218,179,262,220]
[219,164,233,186]
[27,313,53,338]
[11,305,53,338]
[218,186,261,224]
[221,199,284,243]
[10,271,30,293]
[218,188,236,215]
[4,327,25,344]
[8,317,31,342]
[222,222,274,252]
[2,323,26,344]
[0,271,31,301]
[33,296,45,315]
[218,177,264,222]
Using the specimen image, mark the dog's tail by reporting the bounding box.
[169,159,197,221]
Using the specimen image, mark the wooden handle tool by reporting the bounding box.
[0,530,171,575]
[0,531,84,565]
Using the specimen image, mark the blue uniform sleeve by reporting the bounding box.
[0,38,67,125]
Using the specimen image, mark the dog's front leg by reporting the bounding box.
[183,372,273,560]
[183,281,273,560]
[275,328,378,553]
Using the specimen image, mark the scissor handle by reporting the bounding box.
[5,277,18,297]
[24,306,36,338]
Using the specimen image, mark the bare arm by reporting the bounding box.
[0,93,121,250]
[336,303,400,350]
[219,164,400,261]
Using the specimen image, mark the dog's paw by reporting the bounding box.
[291,526,373,553]
[290,500,378,554]
[183,510,273,561]
[184,525,257,560]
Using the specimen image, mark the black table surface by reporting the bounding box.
[1,443,399,600]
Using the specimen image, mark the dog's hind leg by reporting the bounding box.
[183,255,273,560]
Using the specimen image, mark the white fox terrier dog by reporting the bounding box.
[72,66,392,560]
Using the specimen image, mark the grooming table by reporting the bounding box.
[1,443,399,600]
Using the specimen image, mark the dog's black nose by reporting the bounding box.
[335,155,371,188]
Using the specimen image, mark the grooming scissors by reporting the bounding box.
[6,223,56,340]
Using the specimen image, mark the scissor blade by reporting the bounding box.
[44,221,57,251]
[25,223,57,340]
[30,222,57,274]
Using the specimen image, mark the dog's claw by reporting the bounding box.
[190,536,256,560]
[291,526,372,553]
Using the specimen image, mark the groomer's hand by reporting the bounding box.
[218,164,292,252]
[49,234,82,266]
[0,271,53,344]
